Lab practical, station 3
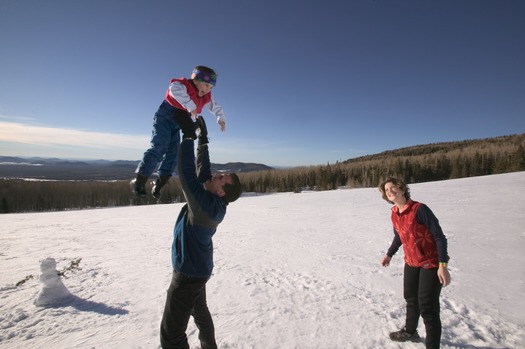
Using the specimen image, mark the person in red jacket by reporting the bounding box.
[131,65,226,199]
[379,177,451,349]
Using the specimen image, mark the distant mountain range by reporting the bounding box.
[0,156,273,180]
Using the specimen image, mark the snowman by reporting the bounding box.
[34,258,72,306]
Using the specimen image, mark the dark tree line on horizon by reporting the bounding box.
[240,135,524,192]
[1,134,524,213]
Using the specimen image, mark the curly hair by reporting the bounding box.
[378,177,411,204]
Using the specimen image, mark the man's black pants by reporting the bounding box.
[160,272,217,349]
[404,264,443,349]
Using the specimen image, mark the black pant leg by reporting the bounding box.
[160,272,209,349]
[419,267,442,349]
[403,264,421,333]
[191,285,217,349]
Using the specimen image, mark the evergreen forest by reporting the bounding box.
[1,133,524,213]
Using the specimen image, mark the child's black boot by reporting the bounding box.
[130,173,148,198]
[152,176,171,200]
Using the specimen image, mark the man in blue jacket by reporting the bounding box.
[160,115,242,349]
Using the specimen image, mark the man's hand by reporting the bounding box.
[197,115,209,146]
[174,112,196,139]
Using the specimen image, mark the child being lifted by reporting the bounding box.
[131,65,226,199]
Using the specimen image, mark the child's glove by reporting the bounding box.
[197,115,209,146]
[174,112,197,139]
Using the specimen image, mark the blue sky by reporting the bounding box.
[1,1,524,167]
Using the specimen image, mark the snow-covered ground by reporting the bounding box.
[1,172,524,349]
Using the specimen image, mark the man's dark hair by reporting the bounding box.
[222,173,242,203]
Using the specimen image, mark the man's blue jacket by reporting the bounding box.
[171,139,228,277]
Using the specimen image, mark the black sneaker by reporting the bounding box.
[389,328,421,342]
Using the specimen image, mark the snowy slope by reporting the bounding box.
[1,172,524,348]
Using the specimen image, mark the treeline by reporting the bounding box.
[0,179,184,214]
[241,134,525,192]
[1,134,524,213]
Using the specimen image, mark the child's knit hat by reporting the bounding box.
[192,68,217,86]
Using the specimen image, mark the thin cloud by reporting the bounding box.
[0,121,148,150]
